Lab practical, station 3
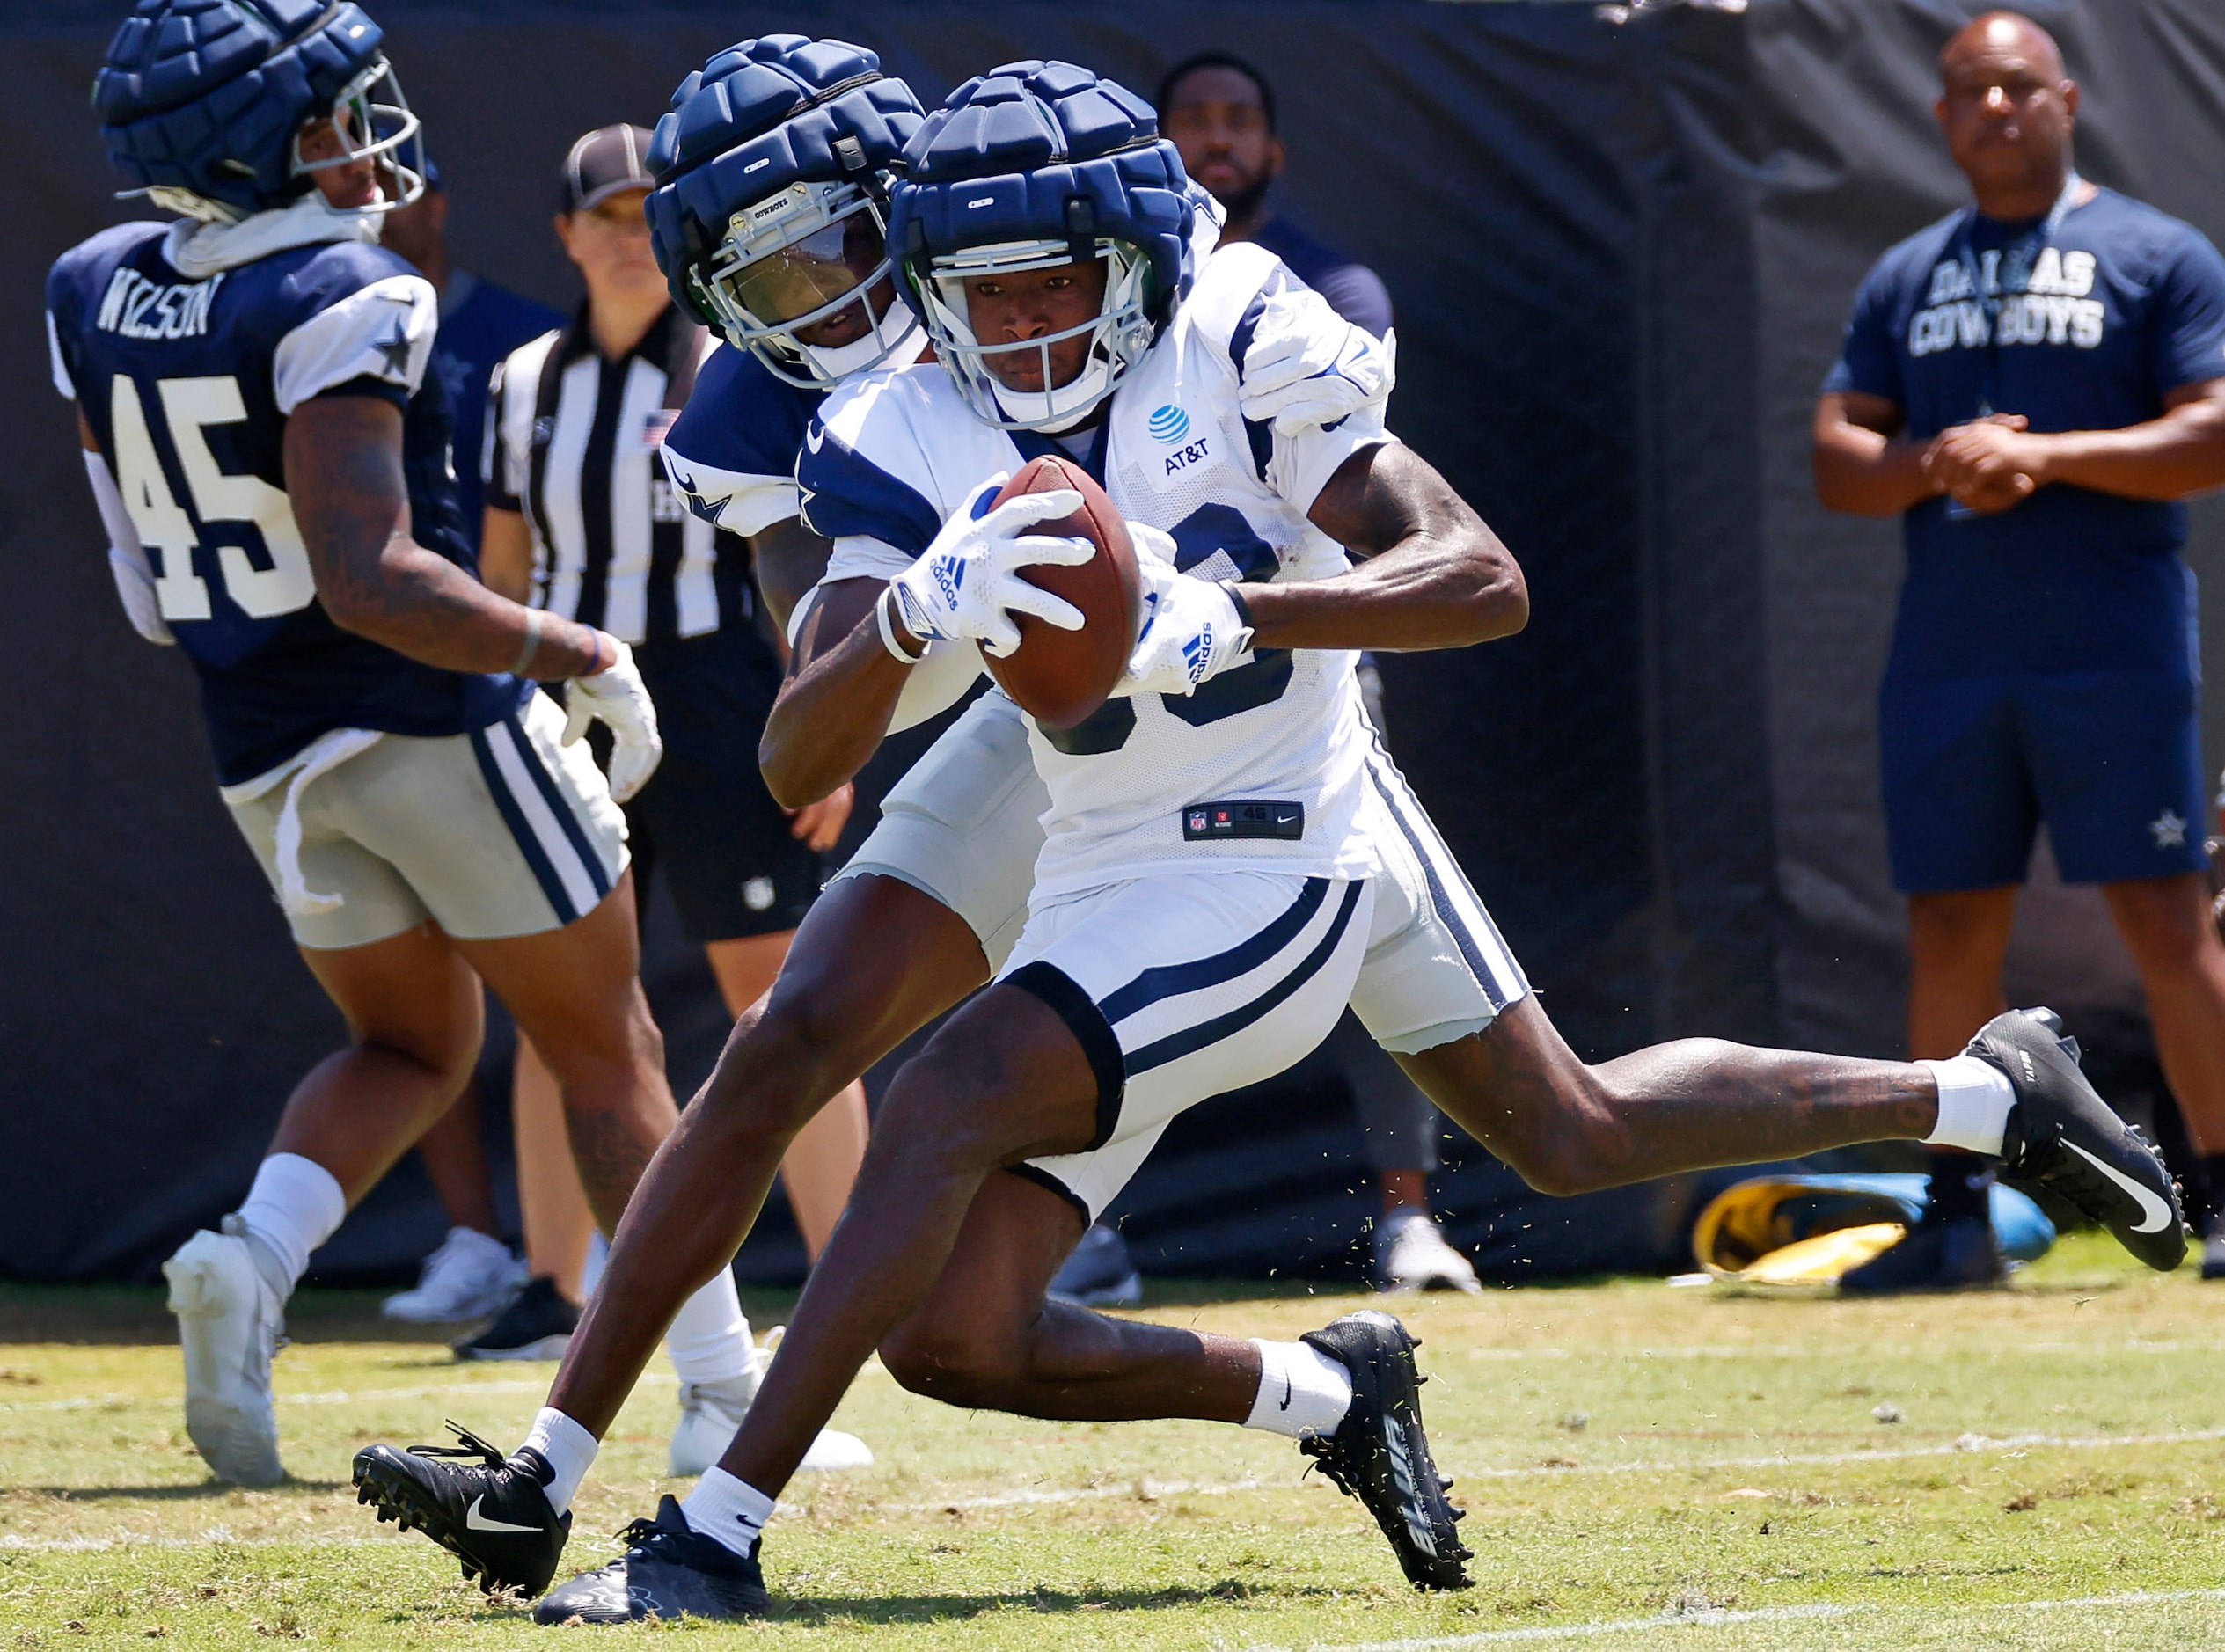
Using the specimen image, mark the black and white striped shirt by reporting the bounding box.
[485,305,750,646]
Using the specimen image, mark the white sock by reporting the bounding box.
[680,1466,774,1559]
[663,1271,753,1385]
[234,1153,347,1299]
[1921,1056,2016,1155]
[1244,1339,1355,1439]
[521,1407,599,1517]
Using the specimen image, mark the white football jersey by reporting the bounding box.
[802,244,1392,898]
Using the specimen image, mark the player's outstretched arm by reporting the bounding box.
[285,396,606,680]
[1236,442,1527,653]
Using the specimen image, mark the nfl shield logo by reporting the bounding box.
[1188,810,1207,833]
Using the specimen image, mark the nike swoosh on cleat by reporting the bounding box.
[1278,1373,1293,1411]
[465,1495,541,1535]
[2061,1139,2175,1234]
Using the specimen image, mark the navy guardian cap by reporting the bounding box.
[647,35,926,389]
[887,60,1200,431]
[95,0,423,222]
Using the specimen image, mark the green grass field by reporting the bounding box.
[5,1232,2224,1648]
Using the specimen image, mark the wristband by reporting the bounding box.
[1219,582,1256,629]
[509,607,543,676]
[875,586,927,664]
[585,629,615,676]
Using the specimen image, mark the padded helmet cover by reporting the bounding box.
[645,33,923,314]
[95,0,390,215]
[887,59,1197,330]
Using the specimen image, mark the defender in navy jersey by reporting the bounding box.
[52,0,758,1495]
[467,128,872,1464]
[1816,11,2225,1290]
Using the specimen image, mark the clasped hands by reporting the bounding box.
[1921,413,2052,515]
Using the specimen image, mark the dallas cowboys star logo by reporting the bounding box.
[2148,808,2187,849]
[371,324,414,378]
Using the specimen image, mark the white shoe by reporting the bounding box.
[382,1227,526,1323]
[1372,1208,1482,1294]
[666,1331,874,1476]
[162,1217,286,1487]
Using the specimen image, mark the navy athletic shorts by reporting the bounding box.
[618,631,823,944]
[1878,668,2209,892]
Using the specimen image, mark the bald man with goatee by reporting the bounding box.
[1815,11,2225,1290]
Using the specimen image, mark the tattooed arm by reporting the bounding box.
[1236,442,1527,651]
[283,395,606,679]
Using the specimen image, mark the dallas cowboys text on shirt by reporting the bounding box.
[1909,246,2103,357]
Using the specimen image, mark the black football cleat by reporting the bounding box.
[353,1422,571,1597]
[1298,1310,1472,1591]
[1977,1008,2187,1271]
[532,1495,769,1625]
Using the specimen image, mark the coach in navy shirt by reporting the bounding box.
[1815,11,2225,1287]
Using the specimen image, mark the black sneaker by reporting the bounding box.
[532,1495,769,1625]
[1839,1211,2005,1295]
[453,1276,578,1362]
[1979,1008,2187,1272]
[352,1422,571,1597]
[1298,1310,1471,1591]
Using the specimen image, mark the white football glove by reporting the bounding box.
[1238,289,1396,436]
[107,545,174,646]
[563,636,662,804]
[885,474,1096,659]
[1119,523,1255,698]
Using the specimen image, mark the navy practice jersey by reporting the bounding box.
[48,220,526,786]
[431,270,561,548]
[659,340,822,540]
[1828,186,2225,680]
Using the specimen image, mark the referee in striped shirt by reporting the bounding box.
[472,126,867,1360]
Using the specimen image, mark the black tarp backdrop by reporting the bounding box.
[3,0,2220,1285]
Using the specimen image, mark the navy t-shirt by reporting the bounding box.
[430,270,560,547]
[1827,186,2225,681]
[48,221,525,785]
[1250,214,1394,340]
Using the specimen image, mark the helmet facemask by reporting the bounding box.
[690,179,919,389]
[912,235,1157,433]
[289,57,426,216]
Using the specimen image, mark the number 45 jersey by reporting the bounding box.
[802,243,1389,901]
[47,221,525,787]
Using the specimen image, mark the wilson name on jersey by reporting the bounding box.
[801,244,1391,899]
[48,221,523,786]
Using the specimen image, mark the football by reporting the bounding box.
[982,455,1143,728]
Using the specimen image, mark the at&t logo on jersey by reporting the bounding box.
[1151,404,1212,478]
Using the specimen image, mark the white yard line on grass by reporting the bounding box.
[0,1375,620,1414]
[887,1478,1267,1512]
[1455,1424,2225,1480]
[871,1425,2225,1517]
[1296,1585,2225,1649]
